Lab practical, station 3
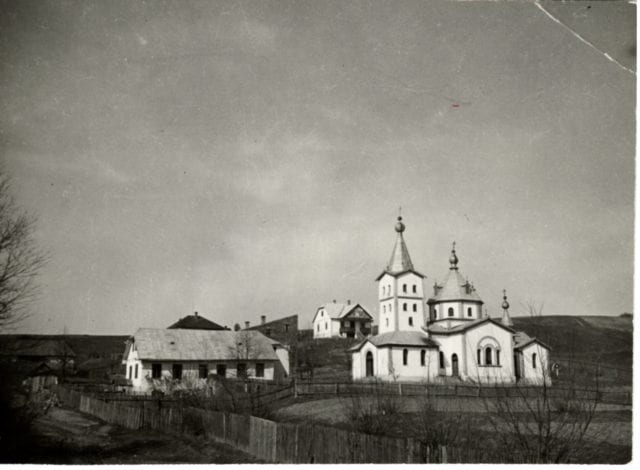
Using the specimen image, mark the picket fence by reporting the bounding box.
[56,387,459,463]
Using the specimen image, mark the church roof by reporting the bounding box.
[129,328,279,361]
[349,331,439,351]
[427,317,516,336]
[427,244,482,304]
[375,216,425,280]
[168,313,228,330]
[513,332,551,350]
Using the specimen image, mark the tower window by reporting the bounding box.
[421,349,426,366]
[383,305,386,313]
[413,304,417,312]
[467,307,472,317]
[413,285,417,293]
[403,349,408,365]
[403,284,407,293]
[408,317,413,326]
[448,307,454,317]
[403,303,407,311]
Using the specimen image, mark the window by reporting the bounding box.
[485,347,493,366]
[532,353,537,369]
[317,324,320,332]
[448,307,454,317]
[172,364,183,380]
[477,349,481,365]
[134,364,138,379]
[421,349,426,366]
[388,303,392,312]
[403,303,407,311]
[199,364,208,379]
[496,349,501,366]
[284,323,289,332]
[385,318,389,327]
[237,363,247,378]
[383,305,386,313]
[403,284,407,293]
[128,365,132,379]
[344,321,350,328]
[412,304,417,312]
[403,349,408,365]
[256,363,265,378]
[467,307,472,317]
[325,323,328,330]
[217,364,227,377]
[413,285,417,294]
[266,327,272,337]
[439,351,445,369]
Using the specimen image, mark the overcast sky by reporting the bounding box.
[0,0,635,335]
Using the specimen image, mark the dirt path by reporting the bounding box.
[25,406,259,464]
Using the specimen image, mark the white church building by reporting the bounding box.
[351,216,550,385]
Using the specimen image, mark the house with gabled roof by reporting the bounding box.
[122,328,289,393]
[351,216,551,385]
[168,311,229,330]
[312,300,374,339]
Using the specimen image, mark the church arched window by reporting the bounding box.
[448,307,454,317]
[403,303,407,311]
[412,304,417,312]
[439,351,444,369]
[413,285,417,293]
[496,349,500,365]
[421,349,426,366]
[403,349,408,365]
[467,307,472,317]
[485,347,493,365]
[403,283,407,293]
[477,348,481,365]
[532,353,537,369]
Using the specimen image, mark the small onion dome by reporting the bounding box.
[502,289,510,310]
[395,216,405,233]
[449,242,458,269]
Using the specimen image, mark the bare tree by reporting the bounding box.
[0,173,46,331]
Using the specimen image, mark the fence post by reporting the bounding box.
[293,379,298,398]
[398,383,402,396]
[441,445,447,463]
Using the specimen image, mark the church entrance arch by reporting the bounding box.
[451,353,459,376]
[365,351,374,377]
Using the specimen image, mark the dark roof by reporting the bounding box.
[427,317,516,336]
[514,337,552,351]
[350,331,439,351]
[168,314,228,330]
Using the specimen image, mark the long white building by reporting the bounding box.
[351,216,550,385]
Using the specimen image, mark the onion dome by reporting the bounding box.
[395,216,405,233]
[449,242,459,269]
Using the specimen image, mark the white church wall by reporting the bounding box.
[464,323,515,384]
[519,343,551,385]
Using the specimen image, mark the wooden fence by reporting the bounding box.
[57,388,455,463]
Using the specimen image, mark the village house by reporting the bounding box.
[122,328,290,393]
[312,301,374,339]
[351,216,551,385]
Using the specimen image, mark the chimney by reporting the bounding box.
[261,315,266,325]
[347,299,351,305]
[245,321,250,329]
[194,311,198,317]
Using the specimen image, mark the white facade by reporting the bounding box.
[312,302,374,339]
[312,309,340,338]
[516,341,551,385]
[377,272,425,334]
[352,341,439,382]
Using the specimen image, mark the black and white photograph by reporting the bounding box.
[0,0,635,464]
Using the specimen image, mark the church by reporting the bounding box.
[351,216,550,385]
